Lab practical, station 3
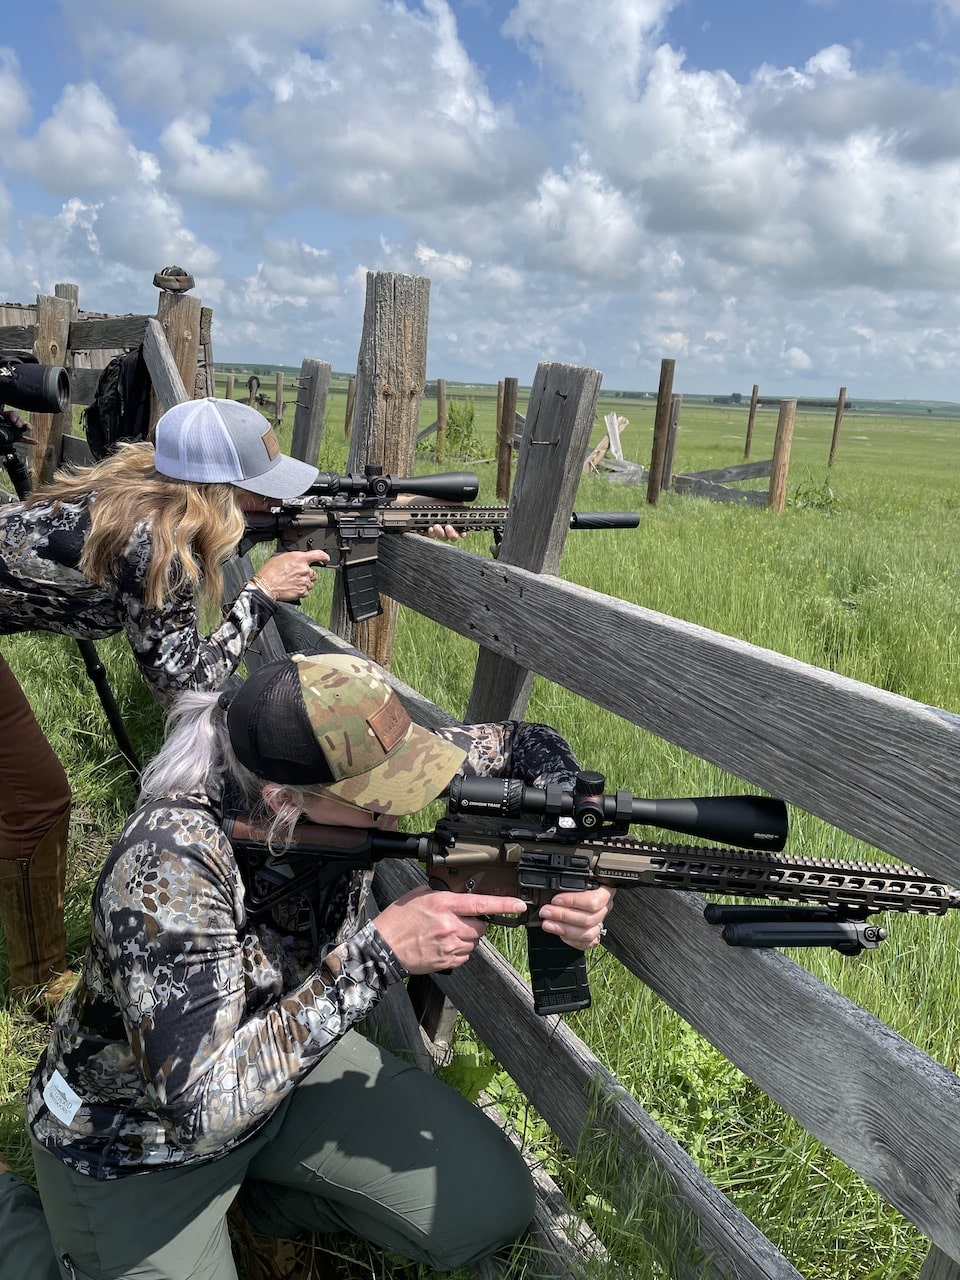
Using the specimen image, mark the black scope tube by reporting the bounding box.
[305,470,479,502]
[447,773,788,852]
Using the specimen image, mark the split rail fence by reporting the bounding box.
[5,271,960,1279]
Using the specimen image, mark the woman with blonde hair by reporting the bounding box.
[0,397,327,1014]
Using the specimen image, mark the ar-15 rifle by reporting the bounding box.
[225,770,960,1017]
[239,466,640,623]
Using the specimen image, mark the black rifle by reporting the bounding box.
[224,769,960,1016]
[240,466,641,622]
[0,361,142,780]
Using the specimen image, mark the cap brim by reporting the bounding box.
[324,722,467,816]
[240,453,319,500]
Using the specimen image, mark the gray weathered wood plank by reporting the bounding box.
[464,362,602,723]
[921,1246,960,1279]
[68,315,149,349]
[143,316,189,414]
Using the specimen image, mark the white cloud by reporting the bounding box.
[159,115,273,203]
[415,244,472,280]
[0,50,32,140]
[783,345,814,373]
[3,1,960,395]
[504,0,675,109]
[11,82,149,195]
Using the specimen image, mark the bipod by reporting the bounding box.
[0,427,142,783]
[703,903,887,956]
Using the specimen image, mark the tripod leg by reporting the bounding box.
[74,640,141,780]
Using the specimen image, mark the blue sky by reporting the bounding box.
[2,1,960,398]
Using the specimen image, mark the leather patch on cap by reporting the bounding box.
[367,694,410,753]
[261,427,280,460]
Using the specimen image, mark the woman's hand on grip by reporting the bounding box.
[374,885,527,975]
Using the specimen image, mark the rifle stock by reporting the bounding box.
[224,770,960,1017]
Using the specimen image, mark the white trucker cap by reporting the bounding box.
[154,398,318,500]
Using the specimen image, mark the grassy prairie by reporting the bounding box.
[3,383,960,1277]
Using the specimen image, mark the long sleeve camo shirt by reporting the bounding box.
[26,720,581,1180]
[0,493,276,702]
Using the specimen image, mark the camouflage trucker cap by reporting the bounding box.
[225,653,467,816]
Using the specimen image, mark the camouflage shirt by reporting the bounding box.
[26,720,580,1179]
[0,493,277,702]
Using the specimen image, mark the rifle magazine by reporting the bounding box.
[527,925,592,1016]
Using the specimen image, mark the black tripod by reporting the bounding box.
[0,429,142,781]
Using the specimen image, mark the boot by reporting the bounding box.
[0,808,74,1015]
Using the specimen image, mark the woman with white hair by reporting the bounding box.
[24,651,614,1278]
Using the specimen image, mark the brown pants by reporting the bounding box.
[0,649,72,1001]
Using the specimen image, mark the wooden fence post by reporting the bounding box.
[274,371,284,425]
[329,271,430,667]
[149,287,201,432]
[53,282,79,444]
[828,386,847,469]
[497,377,518,501]
[290,358,330,466]
[225,372,235,401]
[435,378,447,464]
[32,293,73,485]
[465,362,603,723]
[744,384,759,459]
[661,394,682,491]
[199,306,215,397]
[767,399,797,513]
[646,358,676,505]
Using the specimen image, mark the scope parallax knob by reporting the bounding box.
[573,771,606,831]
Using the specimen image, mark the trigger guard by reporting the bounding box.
[482,910,528,928]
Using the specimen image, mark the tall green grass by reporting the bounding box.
[3,389,960,1277]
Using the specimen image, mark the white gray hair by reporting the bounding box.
[138,689,262,808]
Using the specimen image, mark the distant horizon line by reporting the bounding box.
[214,366,960,409]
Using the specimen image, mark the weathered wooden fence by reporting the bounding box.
[15,270,960,1279]
[261,274,960,1280]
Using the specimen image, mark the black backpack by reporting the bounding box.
[84,346,152,461]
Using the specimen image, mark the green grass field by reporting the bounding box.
[3,380,960,1278]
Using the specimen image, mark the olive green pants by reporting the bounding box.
[30,1030,535,1279]
[0,1171,60,1280]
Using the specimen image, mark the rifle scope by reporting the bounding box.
[446,770,788,853]
[0,350,70,415]
[305,467,479,503]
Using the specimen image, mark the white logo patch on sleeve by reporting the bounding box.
[43,1070,82,1126]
